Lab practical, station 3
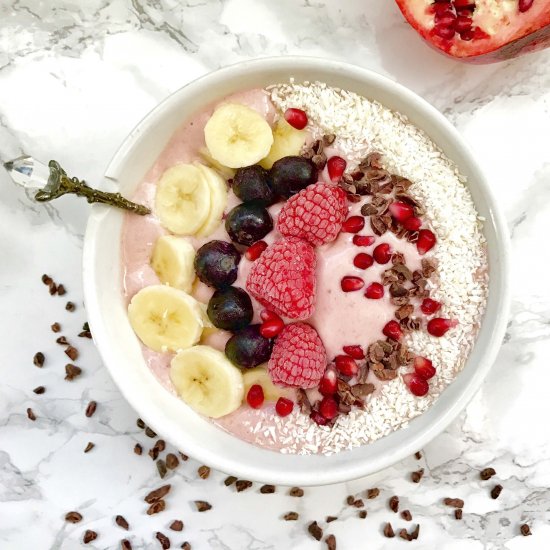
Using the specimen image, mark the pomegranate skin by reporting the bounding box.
[394,0,550,63]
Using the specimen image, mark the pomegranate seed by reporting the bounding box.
[341,276,364,292]
[472,26,490,39]
[334,355,359,376]
[421,298,442,315]
[365,282,384,299]
[456,7,475,16]
[245,240,268,261]
[416,229,436,255]
[310,411,328,426]
[403,216,422,231]
[409,375,429,397]
[342,345,365,360]
[389,201,414,222]
[453,0,475,7]
[460,28,474,40]
[319,396,338,420]
[353,253,374,270]
[342,216,365,233]
[433,24,456,39]
[454,15,473,32]
[519,0,534,12]
[414,356,436,380]
[352,235,375,247]
[327,156,347,182]
[427,318,458,337]
[260,309,277,322]
[260,315,285,338]
[275,397,294,417]
[319,368,338,396]
[247,384,264,409]
[433,2,452,15]
[435,11,457,27]
[284,108,308,130]
[383,320,403,341]
[373,243,392,264]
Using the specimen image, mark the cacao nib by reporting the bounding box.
[307,521,323,541]
[480,467,496,481]
[351,383,375,397]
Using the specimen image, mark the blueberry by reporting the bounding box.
[225,201,273,246]
[194,240,241,289]
[270,156,318,198]
[225,324,272,368]
[233,165,275,205]
[207,286,253,331]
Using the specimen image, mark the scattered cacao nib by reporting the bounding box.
[283,512,299,521]
[289,487,304,497]
[194,501,211,512]
[121,539,132,550]
[383,522,395,538]
[56,336,69,345]
[361,203,378,216]
[145,485,171,504]
[409,524,420,540]
[351,383,375,397]
[147,500,166,515]
[134,444,143,456]
[78,330,92,339]
[405,230,419,243]
[27,408,36,421]
[370,216,388,236]
[358,510,367,519]
[455,509,463,520]
[297,390,312,415]
[49,283,58,295]
[198,465,210,479]
[260,484,275,494]
[323,134,336,146]
[236,480,252,492]
[373,368,397,381]
[83,530,97,544]
[84,442,95,453]
[169,520,183,532]
[401,510,412,521]
[326,515,338,523]
[179,452,188,461]
[136,418,146,429]
[520,523,532,536]
[145,427,157,438]
[65,511,83,523]
[33,386,45,395]
[401,317,421,331]
[356,365,370,385]
[155,531,170,549]
[150,439,166,458]
[312,153,327,170]
[308,521,323,541]
[389,495,399,513]
[491,484,503,499]
[398,528,409,541]
[85,401,97,418]
[224,476,237,486]
[411,469,424,483]
[389,283,408,297]
[480,467,496,481]
[393,263,413,281]
[65,364,82,381]
[361,152,383,170]
[443,498,464,508]
[181,543,191,549]
[366,488,380,499]
[346,495,355,505]
[414,451,422,460]
[33,352,45,368]
[57,284,66,296]
[338,401,352,414]
[51,322,61,333]
[353,499,365,508]
[65,345,80,359]
[42,274,53,285]
[421,258,437,278]
[347,193,362,203]
[65,301,76,312]
[166,453,179,470]
[157,459,167,479]
[149,446,158,462]
[368,342,385,362]
[115,515,129,530]
[325,534,336,550]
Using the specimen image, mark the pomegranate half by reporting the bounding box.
[395,0,550,63]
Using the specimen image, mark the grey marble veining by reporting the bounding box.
[1,1,549,548]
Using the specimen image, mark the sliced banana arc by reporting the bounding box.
[259,119,306,169]
[155,163,210,235]
[128,285,204,353]
[170,345,244,418]
[242,366,294,402]
[151,235,196,292]
[204,103,274,169]
[195,163,228,237]
[198,147,236,180]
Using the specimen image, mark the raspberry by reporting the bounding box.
[268,323,326,389]
[247,237,316,320]
[277,184,348,246]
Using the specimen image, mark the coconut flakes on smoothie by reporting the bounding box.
[121,80,488,455]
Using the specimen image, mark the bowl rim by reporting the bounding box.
[83,55,510,485]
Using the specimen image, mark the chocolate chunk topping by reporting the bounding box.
[136,418,145,429]
[411,469,424,483]
[289,487,304,497]
[27,408,36,421]
[297,390,312,415]
[361,203,378,216]
[373,368,397,381]
[180,542,191,549]
[410,524,420,540]
[224,476,237,486]
[157,459,167,479]
[390,296,410,307]
[65,511,83,523]
[389,283,408,297]
[65,364,82,381]
[491,484,503,499]
[414,451,422,460]
[145,485,171,503]
[443,498,464,508]
[421,258,437,278]
[33,352,45,368]
[115,515,129,530]
[155,531,170,549]
[145,427,157,438]
[83,530,97,544]
[33,386,45,394]
[85,401,97,418]
[323,134,336,146]
[170,520,183,531]
[308,521,323,541]
[366,488,380,499]
[455,509,463,520]
[480,467,496,481]
[383,522,395,538]
[56,336,69,345]
[395,304,414,321]
[346,495,355,505]
[198,465,210,479]
[325,534,336,550]
[134,444,143,456]
[121,539,132,550]
[194,500,212,512]
[351,383,375,397]
[260,484,275,494]
[326,515,338,523]
[353,499,365,508]
[236,480,252,492]
[401,509,412,521]
[51,322,61,332]
[370,216,388,236]
[358,510,368,519]
[166,453,179,470]
[284,512,299,521]
[389,495,399,513]
[520,523,532,536]
[147,500,166,515]
[368,342,385,362]
[42,274,53,285]
[84,442,94,453]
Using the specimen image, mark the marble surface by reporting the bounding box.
[1,1,550,548]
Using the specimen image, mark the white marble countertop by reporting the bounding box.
[1,1,550,548]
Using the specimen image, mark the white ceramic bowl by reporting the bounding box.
[83,57,510,486]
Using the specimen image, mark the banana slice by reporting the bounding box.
[150,235,196,292]
[242,366,294,402]
[198,147,236,180]
[195,163,228,237]
[128,285,204,353]
[170,345,244,418]
[155,164,210,235]
[259,119,306,169]
[204,103,274,169]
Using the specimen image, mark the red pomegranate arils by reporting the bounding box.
[319,396,338,420]
[454,15,473,32]
[319,368,338,396]
[327,156,347,182]
[284,108,308,130]
[260,315,285,338]
[409,375,429,397]
[245,240,268,261]
[453,0,475,7]
[353,253,374,270]
[365,282,384,299]
[310,410,328,426]
[403,216,422,231]
[435,12,457,27]
[427,317,458,337]
[414,356,436,380]
[341,276,365,292]
[275,397,294,417]
[246,384,264,409]
[342,345,365,360]
[433,24,456,39]
[416,229,436,255]
[383,320,403,341]
[421,298,442,315]
[373,243,392,264]
[389,201,414,222]
[352,235,375,247]
[342,216,365,233]
[519,0,534,12]
[335,355,359,376]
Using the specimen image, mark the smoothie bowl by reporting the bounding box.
[83,57,509,485]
